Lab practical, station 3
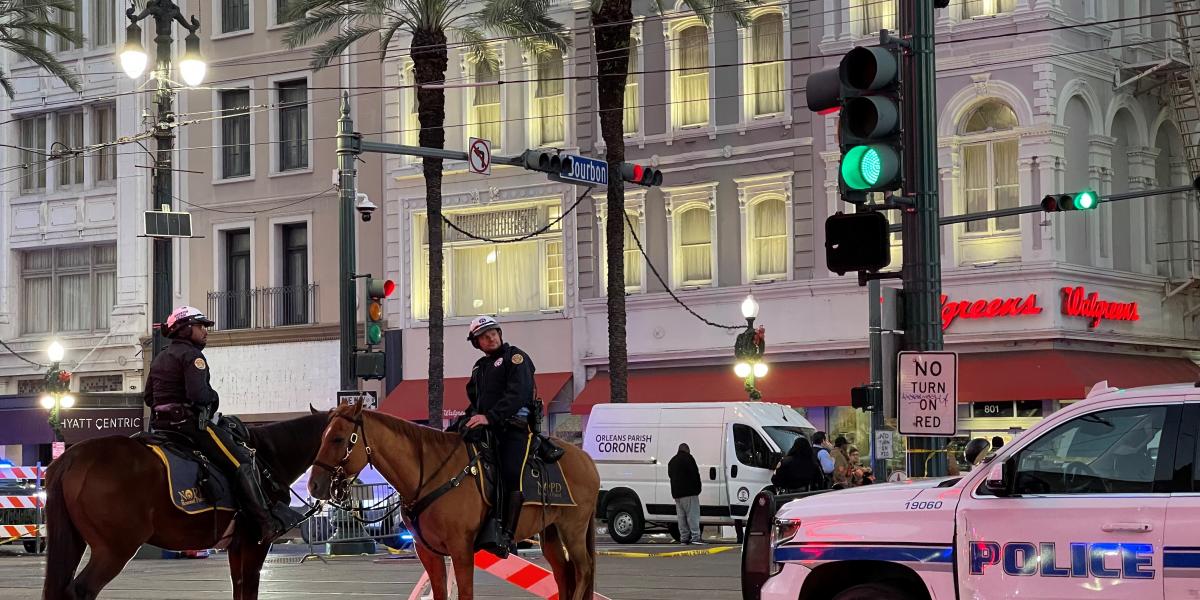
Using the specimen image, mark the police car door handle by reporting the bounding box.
[1101,522,1153,533]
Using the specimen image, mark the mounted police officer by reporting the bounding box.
[459,315,536,556]
[143,305,302,544]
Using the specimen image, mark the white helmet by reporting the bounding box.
[164,305,215,338]
[467,315,501,346]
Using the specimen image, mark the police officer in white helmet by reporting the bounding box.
[456,315,536,557]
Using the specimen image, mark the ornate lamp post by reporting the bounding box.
[733,294,767,401]
[40,342,74,442]
[119,1,206,357]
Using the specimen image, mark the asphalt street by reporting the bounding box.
[0,538,742,599]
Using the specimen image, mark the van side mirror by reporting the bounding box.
[983,458,1017,497]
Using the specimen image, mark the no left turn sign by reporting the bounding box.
[469,137,491,175]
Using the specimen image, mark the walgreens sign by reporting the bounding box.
[941,287,1141,330]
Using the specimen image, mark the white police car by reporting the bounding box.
[743,381,1200,599]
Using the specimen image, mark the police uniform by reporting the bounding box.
[465,342,536,495]
[144,338,250,479]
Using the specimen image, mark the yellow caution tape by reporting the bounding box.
[597,544,737,558]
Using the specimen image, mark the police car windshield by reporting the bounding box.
[764,426,816,453]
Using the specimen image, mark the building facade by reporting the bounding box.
[177,0,385,420]
[0,0,149,464]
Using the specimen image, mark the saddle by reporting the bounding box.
[133,430,237,514]
[465,433,576,509]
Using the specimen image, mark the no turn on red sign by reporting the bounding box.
[897,351,958,437]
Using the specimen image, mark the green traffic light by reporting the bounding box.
[366,324,383,345]
[1073,190,1097,210]
[841,145,898,191]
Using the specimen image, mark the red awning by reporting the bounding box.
[570,360,870,415]
[381,372,572,421]
[571,351,1200,415]
[958,350,1200,402]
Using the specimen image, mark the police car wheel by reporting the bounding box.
[832,583,911,600]
[606,504,644,544]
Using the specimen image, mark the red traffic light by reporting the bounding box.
[383,279,395,297]
[620,162,663,187]
[367,278,395,299]
[632,164,644,182]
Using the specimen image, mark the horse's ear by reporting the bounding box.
[309,404,319,415]
[351,398,366,416]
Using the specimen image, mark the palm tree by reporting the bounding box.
[590,0,749,403]
[285,0,568,427]
[0,0,83,97]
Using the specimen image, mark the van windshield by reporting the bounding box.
[764,426,816,452]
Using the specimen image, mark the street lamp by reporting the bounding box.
[120,2,205,359]
[734,293,767,401]
[42,342,73,442]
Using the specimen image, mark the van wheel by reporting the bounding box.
[832,583,913,600]
[606,503,644,544]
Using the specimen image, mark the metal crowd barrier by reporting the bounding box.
[299,482,412,555]
[0,465,44,554]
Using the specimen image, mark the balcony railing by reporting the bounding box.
[206,284,319,330]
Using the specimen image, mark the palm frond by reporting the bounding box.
[475,0,569,53]
[708,0,755,27]
[454,24,498,70]
[282,4,360,48]
[307,25,382,70]
[0,66,15,99]
[0,35,81,92]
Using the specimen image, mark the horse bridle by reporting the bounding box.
[312,412,373,503]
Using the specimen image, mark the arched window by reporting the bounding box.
[960,101,1019,234]
[676,25,710,127]
[533,49,565,146]
[749,197,787,280]
[749,13,784,117]
[471,59,501,148]
[677,206,713,285]
[624,42,640,135]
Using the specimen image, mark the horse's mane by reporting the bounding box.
[246,412,330,487]
[365,409,459,449]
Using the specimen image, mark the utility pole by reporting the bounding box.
[120,1,205,358]
[900,0,946,477]
[337,96,358,390]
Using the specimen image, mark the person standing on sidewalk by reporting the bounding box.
[668,443,703,545]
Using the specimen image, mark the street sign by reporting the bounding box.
[468,137,491,175]
[337,390,378,410]
[897,351,958,436]
[557,155,608,187]
[874,430,894,459]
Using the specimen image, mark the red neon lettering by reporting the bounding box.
[1061,286,1140,328]
[940,293,1043,330]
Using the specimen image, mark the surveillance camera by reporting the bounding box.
[355,193,377,222]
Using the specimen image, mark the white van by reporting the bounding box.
[583,402,816,544]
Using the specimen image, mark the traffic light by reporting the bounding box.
[1041,190,1099,212]
[522,149,563,174]
[620,162,663,187]
[825,211,891,275]
[851,384,883,412]
[806,45,903,201]
[364,278,394,347]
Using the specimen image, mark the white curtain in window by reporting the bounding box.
[534,51,565,145]
[95,106,117,182]
[963,144,989,233]
[95,271,116,330]
[623,212,642,289]
[95,0,116,46]
[678,27,710,127]
[678,207,712,283]
[963,0,1014,18]
[993,140,1019,231]
[58,274,90,331]
[20,117,46,191]
[405,82,420,146]
[624,44,640,134]
[862,0,895,34]
[544,240,565,309]
[494,243,540,314]
[751,15,785,116]
[57,113,84,186]
[474,62,502,145]
[753,199,787,278]
[22,277,51,334]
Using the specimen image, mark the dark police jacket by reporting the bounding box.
[465,343,536,426]
[143,338,220,415]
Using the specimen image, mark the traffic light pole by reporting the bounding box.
[337,96,358,391]
[901,0,947,477]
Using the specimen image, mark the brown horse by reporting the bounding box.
[309,401,601,600]
[41,412,329,600]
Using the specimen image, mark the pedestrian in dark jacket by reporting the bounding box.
[667,443,703,544]
[771,438,823,492]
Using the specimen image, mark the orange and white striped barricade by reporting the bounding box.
[407,550,611,600]
[0,466,44,480]
[0,525,42,544]
[0,495,42,509]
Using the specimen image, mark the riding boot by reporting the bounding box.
[501,491,525,552]
[234,463,282,545]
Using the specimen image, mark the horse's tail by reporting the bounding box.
[42,455,86,600]
[583,515,597,597]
